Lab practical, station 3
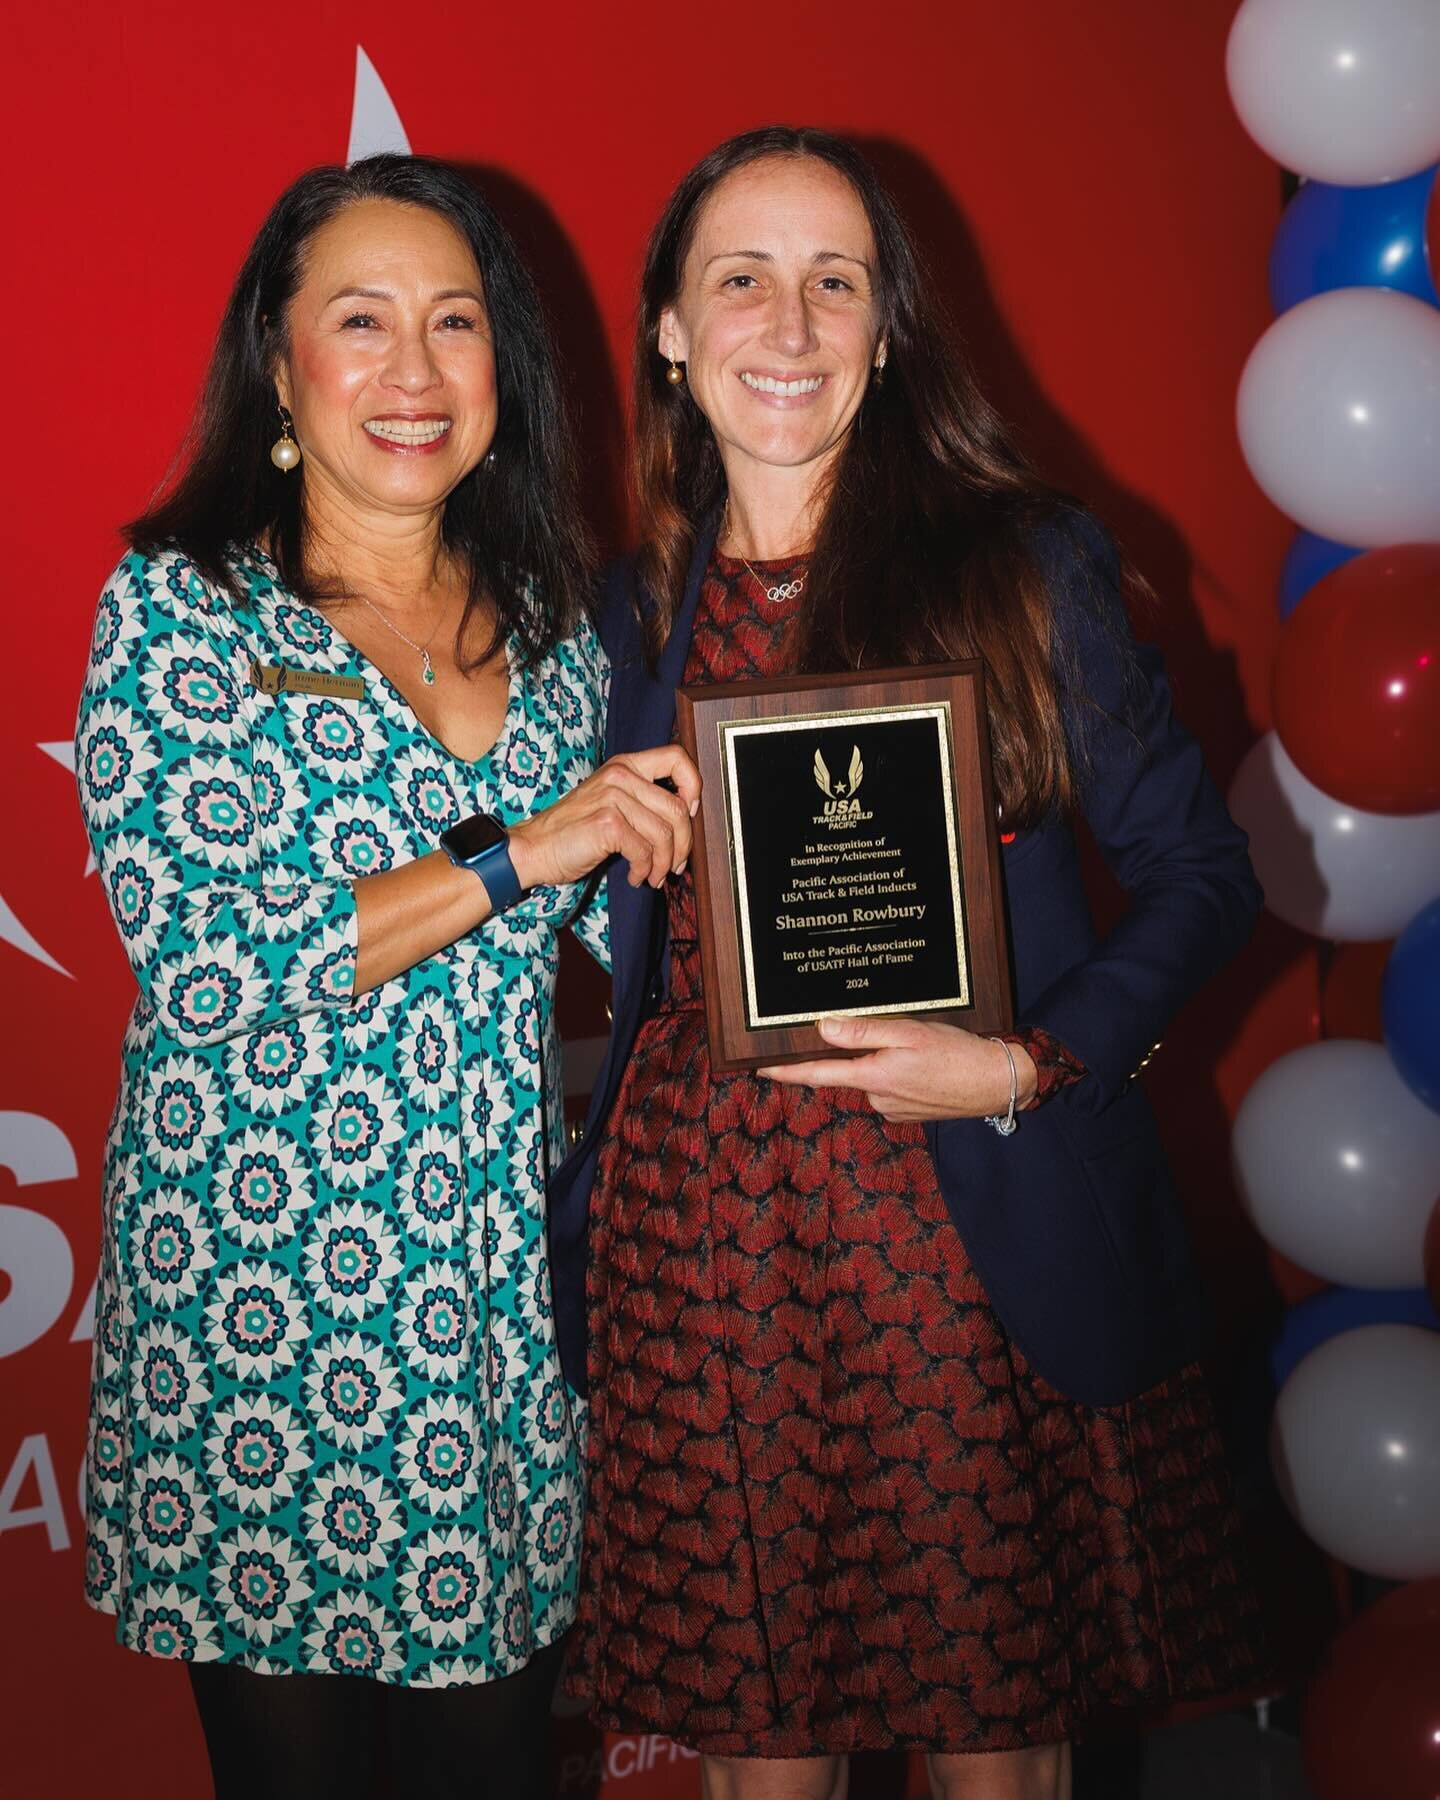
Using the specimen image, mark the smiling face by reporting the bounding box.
[658,155,885,491]
[274,198,498,521]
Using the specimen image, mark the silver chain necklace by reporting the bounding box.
[348,591,446,686]
[723,504,808,604]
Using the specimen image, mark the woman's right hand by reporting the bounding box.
[507,747,701,892]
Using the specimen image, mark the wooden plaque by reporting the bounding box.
[676,662,1013,1074]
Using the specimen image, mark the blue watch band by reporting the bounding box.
[441,815,524,914]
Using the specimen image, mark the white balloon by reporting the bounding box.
[1227,0,1440,185]
[1237,288,1440,548]
[1234,1041,1440,1287]
[1272,1325,1440,1579]
[1228,734,1440,942]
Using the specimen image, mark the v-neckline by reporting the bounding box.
[242,544,521,772]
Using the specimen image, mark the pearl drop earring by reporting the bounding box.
[270,404,301,472]
[665,358,685,387]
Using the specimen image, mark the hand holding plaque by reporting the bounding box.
[675,662,1013,1073]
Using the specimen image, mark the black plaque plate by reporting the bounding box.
[677,663,1013,1073]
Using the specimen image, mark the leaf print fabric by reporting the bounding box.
[78,544,607,1683]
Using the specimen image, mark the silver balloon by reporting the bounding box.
[1272,1324,1440,1579]
[1228,0,1440,185]
[1228,733,1440,942]
[1235,1040,1440,1287]
[1237,288,1440,548]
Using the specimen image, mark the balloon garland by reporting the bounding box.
[1227,4,1440,1791]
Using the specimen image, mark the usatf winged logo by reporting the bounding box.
[813,745,864,800]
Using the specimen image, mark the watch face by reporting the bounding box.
[444,813,507,861]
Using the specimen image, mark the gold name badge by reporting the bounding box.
[250,659,365,701]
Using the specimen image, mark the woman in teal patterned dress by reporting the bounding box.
[76,155,696,1798]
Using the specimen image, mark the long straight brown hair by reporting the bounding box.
[634,126,1114,829]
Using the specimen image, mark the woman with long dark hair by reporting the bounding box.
[550,128,1268,1798]
[76,153,694,1798]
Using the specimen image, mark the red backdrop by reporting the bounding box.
[1,3,1319,1793]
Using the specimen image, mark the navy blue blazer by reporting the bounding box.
[547,512,1263,1407]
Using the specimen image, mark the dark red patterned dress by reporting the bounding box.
[574,552,1266,1758]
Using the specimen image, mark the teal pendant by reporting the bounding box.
[421,652,436,687]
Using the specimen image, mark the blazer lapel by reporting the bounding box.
[606,519,718,994]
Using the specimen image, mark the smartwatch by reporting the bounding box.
[440,812,524,914]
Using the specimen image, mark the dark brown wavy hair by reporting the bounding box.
[634,126,1107,827]
[130,155,593,670]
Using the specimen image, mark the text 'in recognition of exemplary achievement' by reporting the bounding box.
[677,663,1013,1073]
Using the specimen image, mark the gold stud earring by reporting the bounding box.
[665,358,685,387]
[270,404,301,472]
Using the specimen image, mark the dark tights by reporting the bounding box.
[187,1639,565,1800]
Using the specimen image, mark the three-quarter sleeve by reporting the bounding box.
[76,549,359,1050]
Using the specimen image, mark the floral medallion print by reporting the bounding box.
[302,1588,405,1678]
[397,1123,465,1249]
[141,1053,227,1175]
[203,1392,312,1515]
[294,696,386,783]
[77,699,161,828]
[519,1368,574,1473]
[338,981,402,1055]
[86,569,145,694]
[302,1331,406,1454]
[395,1261,470,1383]
[308,792,410,881]
[85,1517,123,1608]
[211,1524,314,1646]
[211,1124,314,1248]
[152,936,267,1045]
[99,833,182,969]
[280,921,358,1012]
[131,1320,213,1442]
[156,753,256,871]
[128,1451,217,1571]
[202,1260,309,1383]
[396,988,458,1113]
[495,980,544,1090]
[224,1018,328,1116]
[132,1188,216,1311]
[525,1467,580,1594]
[396,1525,490,1647]
[125,1581,224,1662]
[138,636,241,745]
[393,1391,479,1517]
[302,1462,407,1580]
[80,545,601,1683]
[390,744,462,838]
[301,1197,403,1320]
[308,1064,403,1187]
[249,739,310,853]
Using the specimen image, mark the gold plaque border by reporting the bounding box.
[718,702,972,1032]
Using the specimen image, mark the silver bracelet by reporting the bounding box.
[984,1036,1019,1137]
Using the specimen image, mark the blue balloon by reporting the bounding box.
[1278,530,1362,618]
[1270,166,1440,315]
[1271,1287,1440,1389]
[1384,898,1440,1114]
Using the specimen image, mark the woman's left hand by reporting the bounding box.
[759,1015,1038,1122]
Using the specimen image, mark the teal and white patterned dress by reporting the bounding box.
[76,542,609,1686]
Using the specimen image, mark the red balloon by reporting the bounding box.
[1320,941,1392,1042]
[1272,544,1440,814]
[1426,1197,1440,1314]
[1429,166,1439,295]
[1303,1580,1440,1800]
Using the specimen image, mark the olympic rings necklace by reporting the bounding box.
[722,503,808,604]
